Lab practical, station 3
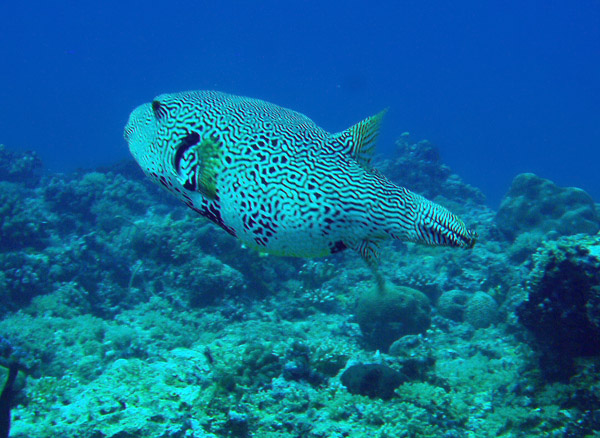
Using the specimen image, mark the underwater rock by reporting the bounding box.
[388,334,435,381]
[517,234,600,381]
[562,389,600,437]
[0,144,43,187]
[226,410,250,438]
[464,292,499,329]
[437,289,470,322]
[356,282,431,352]
[496,173,599,241]
[340,363,405,400]
[388,334,424,356]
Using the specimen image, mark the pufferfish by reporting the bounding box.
[124,90,476,261]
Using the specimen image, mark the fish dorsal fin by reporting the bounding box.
[332,109,387,167]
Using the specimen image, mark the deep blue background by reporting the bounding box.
[1,1,598,206]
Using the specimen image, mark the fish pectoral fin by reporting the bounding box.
[331,109,387,167]
[177,137,223,200]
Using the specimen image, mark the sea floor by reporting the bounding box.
[1,142,599,437]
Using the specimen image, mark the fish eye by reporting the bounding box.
[152,100,168,120]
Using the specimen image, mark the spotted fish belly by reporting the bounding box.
[124,90,477,260]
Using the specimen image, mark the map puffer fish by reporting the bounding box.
[124,90,477,260]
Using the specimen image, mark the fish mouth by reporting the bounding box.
[415,202,477,249]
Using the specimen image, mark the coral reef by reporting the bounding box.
[464,291,499,329]
[517,234,600,381]
[437,289,470,322]
[355,283,431,352]
[496,173,599,241]
[0,140,598,437]
[0,144,43,187]
[0,182,49,251]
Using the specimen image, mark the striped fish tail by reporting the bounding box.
[413,196,477,248]
[387,193,477,249]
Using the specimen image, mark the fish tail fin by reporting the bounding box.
[389,192,477,249]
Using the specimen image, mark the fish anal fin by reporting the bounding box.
[346,238,386,294]
[332,109,387,167]
[346,238,381,263]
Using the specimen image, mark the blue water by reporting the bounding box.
[1,0,598,206]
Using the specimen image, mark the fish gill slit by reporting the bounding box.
[174,132,201,173]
